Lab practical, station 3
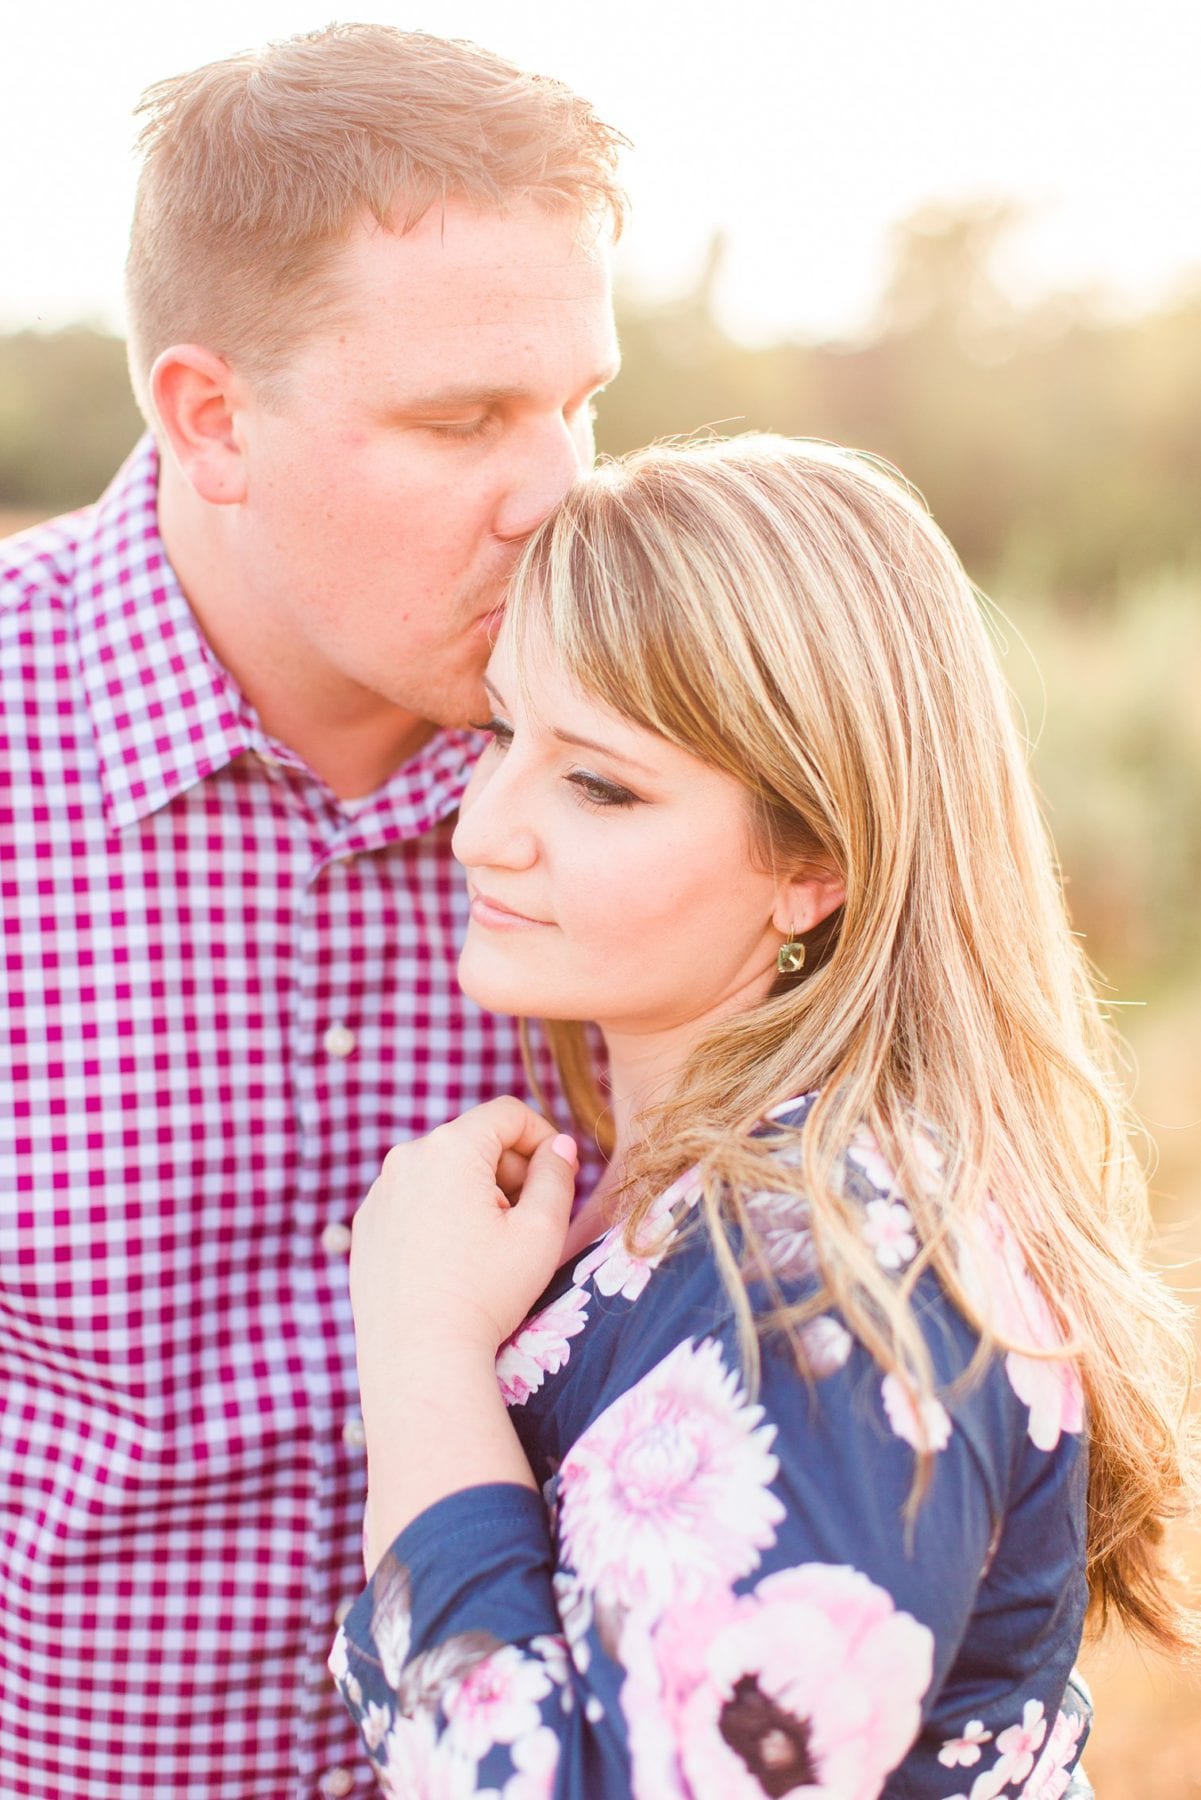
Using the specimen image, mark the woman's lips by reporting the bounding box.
[469,889,552,930]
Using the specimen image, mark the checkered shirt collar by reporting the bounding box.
[73,435,479,839]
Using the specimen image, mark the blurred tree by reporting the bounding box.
[874,199,1028,346]
[0,328,142,510]
[596,205,1201,598]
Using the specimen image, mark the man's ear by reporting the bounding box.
[771,864,846,939]
[150,345,249,506]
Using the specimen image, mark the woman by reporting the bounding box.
[331,437,1195,1798]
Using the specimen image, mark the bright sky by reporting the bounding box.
[3,0,1199,345]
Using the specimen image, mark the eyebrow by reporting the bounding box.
[483,676,659,778]
[393,365,621,413]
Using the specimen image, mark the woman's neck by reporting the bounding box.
[602,1023,695,1161]
[565,1023,698,1253]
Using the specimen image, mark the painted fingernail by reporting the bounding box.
[551,1134,578,1170]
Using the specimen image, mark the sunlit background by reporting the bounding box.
[4,4,1200,1790]
[4,0,1201,344]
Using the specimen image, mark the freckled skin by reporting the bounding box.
[169,199,619,786]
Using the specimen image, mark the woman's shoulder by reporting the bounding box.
[747,1095,1087,1463]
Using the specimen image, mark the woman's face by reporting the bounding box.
[452,628,842,1042]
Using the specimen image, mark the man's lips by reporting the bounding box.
[468,888,553,929]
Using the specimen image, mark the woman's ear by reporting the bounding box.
[150,344,249,506]
[771,864,846,939]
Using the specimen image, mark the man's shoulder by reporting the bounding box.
[2,439,157,634]
[0,504,92,626]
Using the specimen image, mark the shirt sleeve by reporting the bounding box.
[330,1264,1088,1800]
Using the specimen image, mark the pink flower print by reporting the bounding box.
[377,1709,478,1800]
[1005,1344,1084,1454]
[622,1560,933,1800]
[574,1170,699,1300]
[573,1229,660,1303]
[938,1719,994,1769]
[1020,1707,1085,1799]
[863,1197,918,1270]
[327,1623,362,1710]
[362,1700,393,1752]
[765,1089,820,1122]
[846,1123,946,1208]
[994,1699,1048,1786]
[496,1286,589,1407]
[945,1767,1012,1800]
[558,1337,783,1618]
[745,1187,819,1282]
[798,1313,853,1378]
[552,1568,594,1675]
[368,1552,413,1689]
[497,1725,560,1800]
[528,1634,571,1709]
[442,1644,554,1762]
[846,1128,900,1198]
[881,1373,953,1453]
[970,1208,1084,1451]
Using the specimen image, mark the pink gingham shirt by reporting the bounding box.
[0,439,535,1799]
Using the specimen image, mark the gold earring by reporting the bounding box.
[777,932,806,975]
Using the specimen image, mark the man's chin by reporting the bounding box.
[417,673,491,735]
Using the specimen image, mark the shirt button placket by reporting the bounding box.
[341,1416,367,1451]
[322,1021,356,1059]
[320,1220,352,1257]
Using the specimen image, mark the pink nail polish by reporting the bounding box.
[551,1134,578,1170]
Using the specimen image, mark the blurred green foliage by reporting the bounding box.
[1,203,1198,997]
[597,205,1201,600]
[0,328,143,508]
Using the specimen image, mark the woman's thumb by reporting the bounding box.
[517,1133,578,1221]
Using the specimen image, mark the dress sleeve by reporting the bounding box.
[331,1478,636,1795]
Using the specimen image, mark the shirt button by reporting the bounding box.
[321,1221,353,1257]
[323,1022,356,1059]
[342,1416,367,1450]
[321,1770,356,1799]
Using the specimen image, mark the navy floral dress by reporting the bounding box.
[331,1098,1093,1798]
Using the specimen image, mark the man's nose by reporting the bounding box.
[493,412,590,544]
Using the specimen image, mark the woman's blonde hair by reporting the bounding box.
[125,22,625,415]
[505,433,1197,1653]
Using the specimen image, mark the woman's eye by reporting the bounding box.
[468,717,514,748]
[568,771,640,809]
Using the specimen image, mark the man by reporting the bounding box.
[0,23,622,1798]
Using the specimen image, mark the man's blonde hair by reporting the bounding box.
[506,433,1197,1655]
[125,22,626,414]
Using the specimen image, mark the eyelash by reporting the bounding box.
[425,417,492,440]
[468,717,642,811]
[427,399,600,442]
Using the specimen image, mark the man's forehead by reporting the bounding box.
[345,198,613,281]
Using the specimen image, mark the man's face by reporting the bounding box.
[233,198,619,735]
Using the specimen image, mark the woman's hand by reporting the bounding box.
[349,1098,578,1569]
[349,1096,579,1366]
